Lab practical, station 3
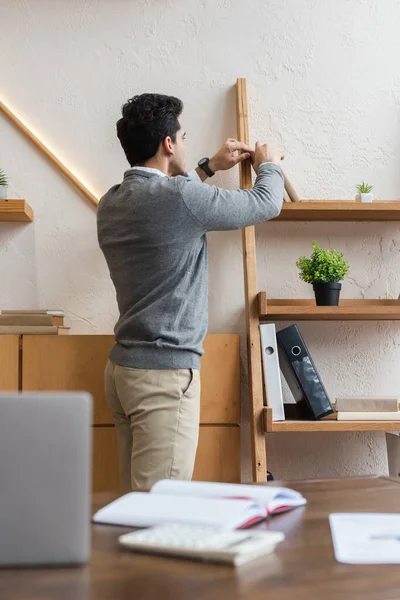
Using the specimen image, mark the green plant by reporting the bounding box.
[296,241,350,284]
[356,181,373,194]
[0,169,8,187]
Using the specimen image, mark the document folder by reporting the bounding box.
[277,324,334,420]
[259,324,285,421]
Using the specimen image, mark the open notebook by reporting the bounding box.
[93,480,306,530]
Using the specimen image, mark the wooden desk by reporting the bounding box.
[1,478,400,600]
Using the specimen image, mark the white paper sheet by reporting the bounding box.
[330,513,400,564]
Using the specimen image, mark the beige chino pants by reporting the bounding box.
[104,360,200,491]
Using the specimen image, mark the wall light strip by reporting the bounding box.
[0,98,99,207]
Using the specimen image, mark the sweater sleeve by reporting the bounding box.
[175,163,284,232]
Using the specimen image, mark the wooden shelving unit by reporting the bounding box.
[0,200,34,222]
[258,296,400,321]
[274,200,400,221]
[236,79,400,482]
[264,408,400,432]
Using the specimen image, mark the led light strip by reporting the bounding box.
[0,98,99,207]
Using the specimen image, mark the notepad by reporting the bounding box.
[93,479,306,530]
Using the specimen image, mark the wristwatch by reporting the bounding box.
[198,157,215,178]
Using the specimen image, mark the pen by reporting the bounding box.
[369,535,400,542]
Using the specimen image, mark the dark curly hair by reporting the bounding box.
[116,93,183,166]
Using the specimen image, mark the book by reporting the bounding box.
[0,325,69,335]
[1,309,64,316]
[92,479,306,530]
[0,314,64,327]
[93,494,265,530]
[337,412,400,421]
[259,324,285,421]
[336,396,399,413]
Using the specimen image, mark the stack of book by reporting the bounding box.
[335,397,400,421]
[0,310,69,335]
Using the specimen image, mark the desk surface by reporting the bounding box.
[1,477,400,600]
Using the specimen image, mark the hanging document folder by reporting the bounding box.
[277,324,334,420]
[259,324,285,421]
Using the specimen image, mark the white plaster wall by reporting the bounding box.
[1,0,400,480]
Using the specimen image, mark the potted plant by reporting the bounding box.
[0,169,8,199]
[296,241,350,306]
[356,181,373,203]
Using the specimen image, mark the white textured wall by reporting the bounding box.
[1,0,400,480]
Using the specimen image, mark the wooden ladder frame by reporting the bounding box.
[235,79,400,479]
[236,78,268,482]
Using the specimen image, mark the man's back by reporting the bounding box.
[97,168,208,369]
[98,162,284,369]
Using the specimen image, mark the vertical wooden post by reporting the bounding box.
[236,79,267,482]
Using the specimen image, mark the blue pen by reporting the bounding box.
[370,534,400,542]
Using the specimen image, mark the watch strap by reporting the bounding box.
[198,158,215,178]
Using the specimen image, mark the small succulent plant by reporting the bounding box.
[0,169,8,187]
[356,181,373,194]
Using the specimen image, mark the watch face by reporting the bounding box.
[199,158,208,167]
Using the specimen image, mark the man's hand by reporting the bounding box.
[252,142,284,173]
[209,138,252,173]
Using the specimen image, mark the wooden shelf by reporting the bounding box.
[0,200,34,222]
[258,295,400,321]
[273,200,400,222]
[264,408,400,432]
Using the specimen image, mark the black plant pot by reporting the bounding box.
[313,282,342,306]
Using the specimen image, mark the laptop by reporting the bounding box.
[0,392,92,566]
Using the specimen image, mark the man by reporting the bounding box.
[97,93,284,492]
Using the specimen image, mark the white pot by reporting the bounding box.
[0,186,8,200]
[360,192,373,203]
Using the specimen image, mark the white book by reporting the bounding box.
[152,480,306,514]
[93,494,264,530]
[336,396,399,412]
[0,309,64,316]
[93,479,306,530]
[337,412,400,421]
[259,324,285,421]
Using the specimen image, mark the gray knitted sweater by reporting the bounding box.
[97,163,284,369]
